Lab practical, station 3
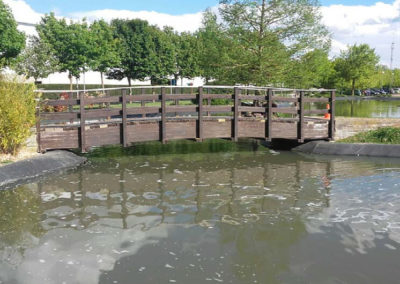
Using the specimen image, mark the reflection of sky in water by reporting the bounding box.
[2,152,400,283]
[305,171,400,253]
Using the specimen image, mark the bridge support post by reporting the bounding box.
[79,92,87,153]
[161,87,167,144]
[329,90,336,141]
[297,91,304,143]
[266,89,273,141]
[197,87,204,142]
[233,87,240,142]
[122,90,128,147]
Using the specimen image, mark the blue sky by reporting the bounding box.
[23,0,395,15]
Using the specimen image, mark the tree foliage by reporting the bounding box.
[0,0,25,68]
[108,19,175,85]
[36,13,92,88]
[15,36,60,81]
[89,20,120,89]
[334,44,380,95]
[213,0,330,85]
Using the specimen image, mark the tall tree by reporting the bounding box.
[89,20,120,90]
[285,49,334,89]
[0,0,25,68]
[109,19,174,86]
[36,13,92,90]
[170,30,200,85]
[14,36,60,82]
[197,10,230,84]
[334,44,380,96]
[216,0,330,85]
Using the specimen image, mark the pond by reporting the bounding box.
[1,142,400,283]
[327,98,400,118]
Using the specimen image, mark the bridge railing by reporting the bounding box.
[36,86,335,152]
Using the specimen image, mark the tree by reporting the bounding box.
[36,13,92,90]
[334,44,380,96]
[89,20,120,90]
[215,0,330,85]
[109,19,175,86]
[169,29,200,85]
[197,10,230,84]
[285,49,334,89]
[14,36,59,82]
[0,0,25,68]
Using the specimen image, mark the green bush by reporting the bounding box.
[339,127,400,144]
[0,76,36,154]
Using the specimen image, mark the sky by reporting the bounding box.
[4,0,400,69]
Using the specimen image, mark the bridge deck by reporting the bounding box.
[36,86,335,152]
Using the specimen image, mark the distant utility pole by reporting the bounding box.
[390,42,395,88]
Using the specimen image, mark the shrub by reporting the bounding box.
[0,76,36,154]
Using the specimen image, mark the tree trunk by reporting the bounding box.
[69,73,73,91]
[351,78,355,96]
[128,77,132,87]
[101,72,105,91]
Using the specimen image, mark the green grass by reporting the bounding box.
[339,127,400,144]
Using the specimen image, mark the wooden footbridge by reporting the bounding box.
[36,86,335,152]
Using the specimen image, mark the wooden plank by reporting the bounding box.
[203,94,233,99]
[128,94,160,102]
[161,87,167,144]
[298,91,304,143]
[40,128,79,151]
[166,106,197,113]
[79,92,86,152]
[127,107,161,115]
[329,90,336,140]
[45,99,79,106]
[40,112,79,120]
[238,95,267,101]
[198,87,203,141]
[165,94,197,100]
[85,96,120,104]
[127,122,160,143]
[233,87,240,142]
[271,107,298,114]
[36,105,41,152]
[272,97,298,102]
[266,89,273,141]
[304,97,330,103]
[122,90,128,147]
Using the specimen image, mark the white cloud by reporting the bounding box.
[321,0,400,67]
[69,9,203,33]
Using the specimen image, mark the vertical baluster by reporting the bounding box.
[297,91,304,143]
[329,90,336,140]
[197,87,204,142]
[161,87,167,144]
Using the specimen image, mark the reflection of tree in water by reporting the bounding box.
[0,185,44,247]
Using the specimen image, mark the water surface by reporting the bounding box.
[1,148,400,283]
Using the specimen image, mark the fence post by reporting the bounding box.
[79,92,86,153]
[141,88,145,118]
[297,91,304,143]
[161,87,167,144]
[35,102,42,153]
[233,87,240,142]
[329,90,336,141]
[122,90,128,147]
[197,87,204,142]
[266,89,273,141]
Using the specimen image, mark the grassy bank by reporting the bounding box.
[339,127,400,144]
